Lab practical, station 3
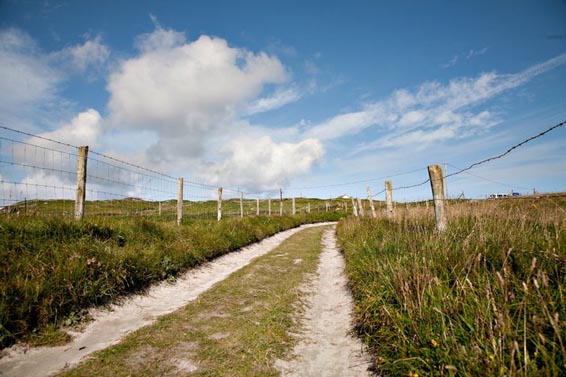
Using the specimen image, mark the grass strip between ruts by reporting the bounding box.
[59,225,331,376]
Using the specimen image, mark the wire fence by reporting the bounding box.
[0,126,348,221]
[1,120,564,224]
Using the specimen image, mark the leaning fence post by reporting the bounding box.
[385,180,393,219]
[292,197,296,215]
[176,178,184,225]
[240,191,244,218]
[279,188,283,216]
[217,187,222,221]
[428,165,447,232]
[357,197,365,217]
[74,146,88,220]
[366,186,377,218]
[256,198,260,215]
[351,197,358,217]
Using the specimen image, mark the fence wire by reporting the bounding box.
[2,119,563,221]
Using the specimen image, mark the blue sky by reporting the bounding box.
[1,0,565,201]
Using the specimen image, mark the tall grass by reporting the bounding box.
[337,196,566,376]
[0,212,342,349]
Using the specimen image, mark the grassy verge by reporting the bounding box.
[336,197,566,376]
[0,212,341,349]
[59,225,328,376]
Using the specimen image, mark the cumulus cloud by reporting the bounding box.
[108,33,288,134]
[1,25,322,192]
[202,136,324,190]
[306,53,566,151]
[104,26,321,190]
[39,109,103,147]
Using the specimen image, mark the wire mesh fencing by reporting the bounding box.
[2,119,564,225]
[0,126,78,217]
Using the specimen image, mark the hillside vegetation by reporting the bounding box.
[0,211,342,349]
[337,195,566,376]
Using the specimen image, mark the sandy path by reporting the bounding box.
[0,222,336,377]
[276,227,370,377]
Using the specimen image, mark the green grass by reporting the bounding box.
[336,195,566,376]
[2,197,352,220]
[58,225,328,376]
[0,212,342,349]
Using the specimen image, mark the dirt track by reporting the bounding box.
[0,222,370,376]
[276,227,370,376]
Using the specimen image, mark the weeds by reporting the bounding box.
[336,196,566,376]
[0,212,341,349]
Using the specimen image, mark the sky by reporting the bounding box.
[1,0,565,201]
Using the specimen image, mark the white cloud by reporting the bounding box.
[306,53,566,150]
[246,87,302,115]
[202,136,324,190]
[40,109,103,147]
[0,28,61,112]
[62,36,110,72]
[103,27,321,190]
[443,46,488,68]
[135,25,186,52]
[108,33,288,133]
[466,47,488,59]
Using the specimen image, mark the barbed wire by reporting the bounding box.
[283,167,425,191]
[0,160,76,177]
[445,120,565,179]
[380,120,565,195]
[0,136,78,157]
[446,163,532,191]
[0,125,78,149]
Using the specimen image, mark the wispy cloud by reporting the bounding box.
[443,46,489,68]
[305,53,566,152]
[246,87,302,115]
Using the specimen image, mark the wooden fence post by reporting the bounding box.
[385,180,393,219]
[307,203,311,213]
[325,202,329,212]
[279,188,283,216]
[256,198,260,215]
[176,178,183,226]
[351,197,358,217]
[292,197,296,215]
[217,187,222,221]
[268,199,272,216]
[345,201,348,212]
[74,146,88,220]
[367,186,377,218]
[357,198,365,217]
[239,191,244,218]
[428,165,447,232]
